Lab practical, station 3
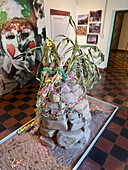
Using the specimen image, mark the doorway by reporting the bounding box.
[107,10,128,74]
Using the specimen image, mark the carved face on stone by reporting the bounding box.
[1,20,36,61]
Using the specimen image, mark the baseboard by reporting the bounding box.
[112,49,128,53]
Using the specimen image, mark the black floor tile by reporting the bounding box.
[26,85,35,89]
[119,92,128,97]
[106,78,112,81]
[110,82,116,86]
[108,92,117,97]
[120,128,128,138]
[120,75,126,78]
[112,116,126,126]
[110,144,128,163]
[0,98,5,103]
[32,104,36,108]
[95,93,106,98]
[114,87,122,91]
[110,75,116,78]
[21,96,32,102]
[103,87,111,91]
[3,104,15,112]
[99,83,107,86]
[115,78,121,81]
[30,112,36,118]
[112,98,124,105]
[119,106,128,113]
[0,124,7,133]
[120,82,126,86]
[88,146,108,166]
[14,112,27,121]
[8,97,18,103]
[101,129,118,143]
[18,104,30,111]
[8,122,22,132]
[0,113,11,122]
[12,91,21,96]
[24,91,34,95]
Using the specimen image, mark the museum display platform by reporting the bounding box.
[0,96,118,170]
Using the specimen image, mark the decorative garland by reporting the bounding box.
[35,68,87,120]
[17,121,35,135]
[36,69,74,120]
[42,67,68,83]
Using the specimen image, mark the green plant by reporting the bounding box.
[25,16,104,93]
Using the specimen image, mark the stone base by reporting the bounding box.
[38,80,92,149]
[39,109,91,149]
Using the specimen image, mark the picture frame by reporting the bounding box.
[77,26,87,35]
[87,34,98,44]
[78,14,88,25]
[89,10,102,22]
[89,23,101,33]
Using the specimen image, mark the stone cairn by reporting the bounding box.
[37,78,92,149]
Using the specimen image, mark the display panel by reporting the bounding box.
[0,0,46,95]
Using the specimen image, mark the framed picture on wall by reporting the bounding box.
[77,26,87,35]
[89,10,102,22]
[78,14,88,25]
[87,34,98,44]
[89,23,101,33]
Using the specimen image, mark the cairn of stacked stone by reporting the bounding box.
[38,77,92,149]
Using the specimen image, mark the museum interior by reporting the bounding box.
[0,0,128,169]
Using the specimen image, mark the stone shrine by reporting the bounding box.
[38,78,92,149]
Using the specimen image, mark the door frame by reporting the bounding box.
[107,10,128,69]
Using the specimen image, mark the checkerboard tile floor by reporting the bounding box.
[79,71,128,170]
[0,79,39,140]
[108,50,128,74]
[0,71,128,170]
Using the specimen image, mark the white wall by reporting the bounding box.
[77,0,128,68]
[43,0,128,68]
[118,13,128,50]
[44,0,77,40]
